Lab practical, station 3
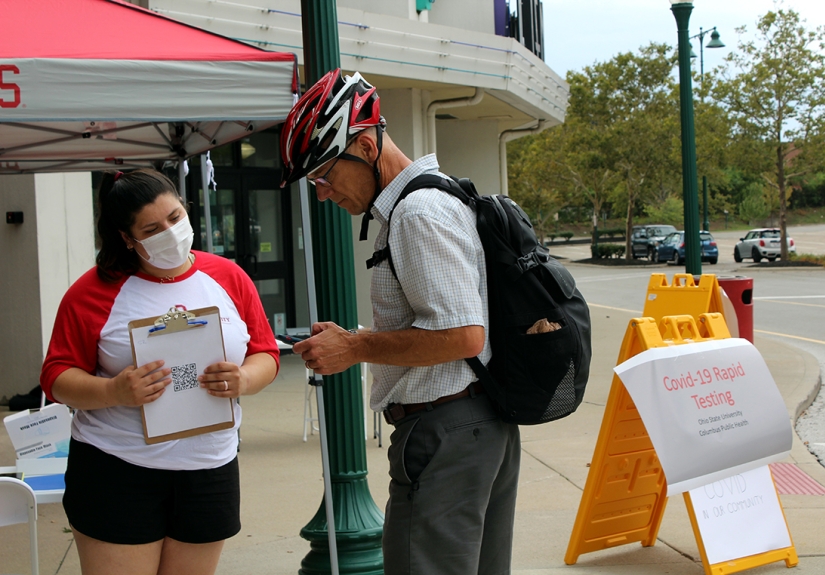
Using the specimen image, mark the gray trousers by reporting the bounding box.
[383,392,521,575]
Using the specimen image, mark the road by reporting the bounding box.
[550,223,825,465]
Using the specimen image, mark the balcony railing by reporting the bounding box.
[151,0,568,120]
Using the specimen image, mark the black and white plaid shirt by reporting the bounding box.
[369,155,490,411]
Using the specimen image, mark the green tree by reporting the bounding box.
[611,46,679,258]
[694,74,737,221]
[565,44,679,258]
[508,128,566,242]
[645,196,684,226]
[561,74,621,234]
[738,182,771,225]
[714,8,825,258]
[508,108,619,245]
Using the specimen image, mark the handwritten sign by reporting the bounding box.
[614,338,792,494]
[690,466,792,564]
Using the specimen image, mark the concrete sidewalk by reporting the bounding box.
[2,308,824,574]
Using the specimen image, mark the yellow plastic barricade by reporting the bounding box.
[643,273,726,321]
[565,273,798,575]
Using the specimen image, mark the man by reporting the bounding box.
[280,69,520,575]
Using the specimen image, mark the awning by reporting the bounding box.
[0,0,297,174]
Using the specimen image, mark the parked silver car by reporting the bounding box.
[733,228,796,262]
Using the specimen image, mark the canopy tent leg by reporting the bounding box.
[298,177,340,575]
[177,160,188,203]
[199,154,214,255]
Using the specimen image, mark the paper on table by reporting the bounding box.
[3,403,72,459]
[131,308,233,442]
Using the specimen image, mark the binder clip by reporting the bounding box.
[148,307,208,335]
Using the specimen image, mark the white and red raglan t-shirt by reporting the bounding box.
[41,251,279,471]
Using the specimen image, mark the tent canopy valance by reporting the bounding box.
[0,0,297,174]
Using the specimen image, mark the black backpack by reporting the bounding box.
[367,174,592,425]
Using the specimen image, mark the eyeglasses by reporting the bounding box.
[306,140,374,188]
[306,155,342,188]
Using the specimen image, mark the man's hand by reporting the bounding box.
[292,324,483,372]
[292,322,358,375]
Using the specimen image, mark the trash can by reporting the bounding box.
[717,276,753,343]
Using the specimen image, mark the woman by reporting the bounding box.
[40,169,280,575]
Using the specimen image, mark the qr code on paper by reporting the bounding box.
[172,363,199,392]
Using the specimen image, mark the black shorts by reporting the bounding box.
[63,438,240,545]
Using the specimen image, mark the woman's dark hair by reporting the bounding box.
[95,169,181,282]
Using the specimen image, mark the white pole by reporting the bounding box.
[178,160,187,203]
[298,177,340,575]
[199,155,214,255]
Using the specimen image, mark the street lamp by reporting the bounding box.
[691,26,725,87]
[670,0,702,275]
[298,3,385,574]
[591,210,599,259]
[703,175,710,232]
[691,26,724,234]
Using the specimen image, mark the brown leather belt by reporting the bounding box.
[383,381,485,425]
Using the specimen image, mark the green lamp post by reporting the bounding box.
[692,26,725,86]
[702,175,710,232]
[690,26,724,232]
[298,2,385,574]
[670,0,702,275]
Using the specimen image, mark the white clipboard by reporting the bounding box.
[128,306,234,444]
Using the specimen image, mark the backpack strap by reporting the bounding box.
[366,174,500,405]
[492,195,511,242]
[465,356,507,414]
[365,174,474,279]
[479,194,548,282]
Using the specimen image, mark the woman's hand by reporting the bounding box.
[199,361,246,398]
[109,360,171,406]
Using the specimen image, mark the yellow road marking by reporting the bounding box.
[586,305,825,345]
[753,295,825,299]
[757,299,825,309]
[755,329,825,346]
[588,303,642,314]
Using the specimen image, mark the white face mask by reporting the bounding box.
[134,217,194,270]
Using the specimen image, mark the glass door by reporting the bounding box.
[192,171,295,332]
[239,174,293,334]
[200,185,237,261]
[189,128,304,333]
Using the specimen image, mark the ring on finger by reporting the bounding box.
[223,381,228,391]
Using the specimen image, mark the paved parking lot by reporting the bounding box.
[546,223,825,265]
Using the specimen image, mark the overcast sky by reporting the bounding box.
[539,0,825,80]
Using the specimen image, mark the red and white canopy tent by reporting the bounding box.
[0,0,297,176]
[1,3,348,562]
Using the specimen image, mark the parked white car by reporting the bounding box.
[733,228,796,262]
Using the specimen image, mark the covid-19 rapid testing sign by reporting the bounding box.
[614,338,792,495]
